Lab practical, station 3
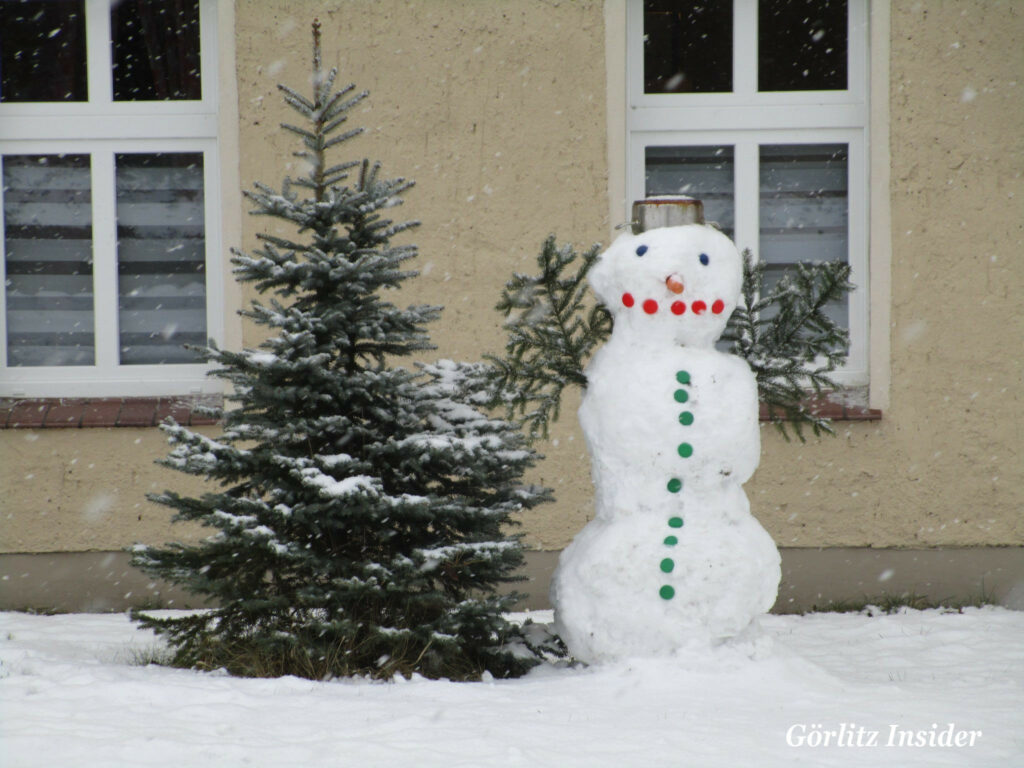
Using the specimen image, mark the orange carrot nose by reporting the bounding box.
[666,274,685,294]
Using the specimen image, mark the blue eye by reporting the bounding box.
[699,253,710,266]
[635,245,648,257]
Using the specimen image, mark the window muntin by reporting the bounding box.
[642,0,848,95]
[631,0,867,109]
[0,0,220,397]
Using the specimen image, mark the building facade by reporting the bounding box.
[2,0,1022,611]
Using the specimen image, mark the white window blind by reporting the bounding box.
[3,154,95,366]
[759,143,848,328]
[115,152,207,365]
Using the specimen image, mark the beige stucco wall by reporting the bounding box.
[2,0,1021,557]
[750,0,1023,549]
[1,428,215,552]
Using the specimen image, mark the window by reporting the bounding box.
[627,0,869,385]
[0,0,222,397]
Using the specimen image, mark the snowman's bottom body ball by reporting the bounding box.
[550,486,781,664]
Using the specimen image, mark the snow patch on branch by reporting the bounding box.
[397,432,528,462]
[212,509,257,527]
[318,453,355,468]
[244,351,279,366]
[416,541,518,573]
[298,467,380,499]
[242,525,290,555]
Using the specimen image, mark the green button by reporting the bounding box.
[668,516,684,528]
[678,443,693,458]
[673,389,689,403]
[659,585,675,600]
[660,558,675,573]
[666,478,682,493]
[664,535,678,546]
[676,371,691,385]
[679,411,694,426]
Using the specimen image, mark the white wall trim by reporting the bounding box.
[216,0,243,354]
[604,0,629,236]
[868,0,892,411]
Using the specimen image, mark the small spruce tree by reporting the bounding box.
[131,21,551,681]
[487,236,608,441]
[721,249,854,440]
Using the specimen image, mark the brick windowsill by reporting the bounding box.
[759,394,882,423]
[1,392,879,429]
[0,396,223,429]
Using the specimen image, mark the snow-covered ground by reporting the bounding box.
[2,607,1021,767]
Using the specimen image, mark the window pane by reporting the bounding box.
[759,0,847,92]
[0,0,87,102]
[644,0,732,94]
[645,145,735,237]
[3,154,94,366]
[111,0,201,101]
[760,143,848,328]
[116,152,206,364]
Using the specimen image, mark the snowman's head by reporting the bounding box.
[589,224,743,348]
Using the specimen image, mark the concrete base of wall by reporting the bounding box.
[2,547,1022,614]
[513,547,1024,612]
[0,551,213,613]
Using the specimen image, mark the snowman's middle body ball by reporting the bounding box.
[550,225,780,663]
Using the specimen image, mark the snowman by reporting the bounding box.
[550,223,781,663]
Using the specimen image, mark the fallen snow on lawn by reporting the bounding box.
[2,607,1022,767]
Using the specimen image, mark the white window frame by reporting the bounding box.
[623,0,871,388]
[0,0,223,398]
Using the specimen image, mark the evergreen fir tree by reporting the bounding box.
[131,21,552,681]
[486,236,610,440]
[488,237,853,442]
[721,249,854,440]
